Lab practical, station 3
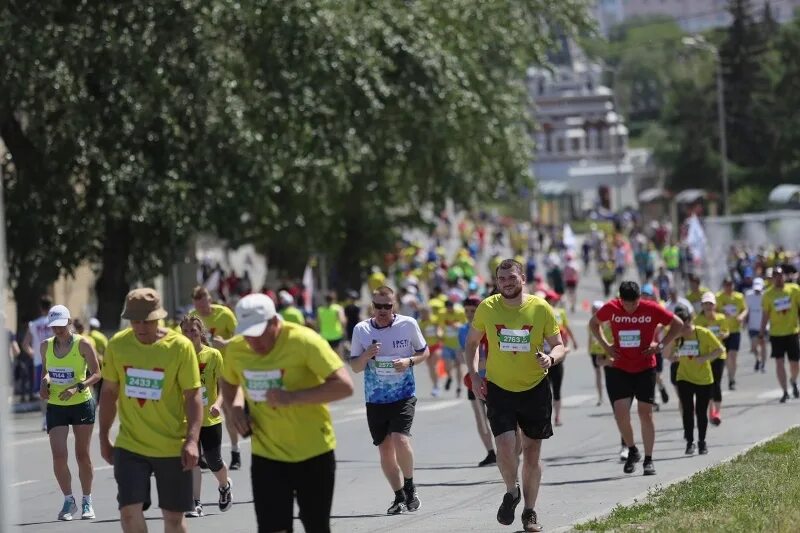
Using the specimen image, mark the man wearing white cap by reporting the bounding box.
[278,290,306,325]
[87,318,108,359]
[40,305,101,521]
[99,288,203,533]
[745,277,767,372]
[220,293,353,533]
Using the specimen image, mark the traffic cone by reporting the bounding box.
[582,299,590,311]
[437,359,448,378]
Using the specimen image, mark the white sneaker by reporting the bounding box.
[185,500,203,518]
[431,387,441,398]
[58,498,78,521]
[81,500,95,519]
[619,445,629,462]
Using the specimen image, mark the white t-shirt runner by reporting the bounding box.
[28,316,51,366]
[350,314,427,404]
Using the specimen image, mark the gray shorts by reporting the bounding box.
[113,447,193,512]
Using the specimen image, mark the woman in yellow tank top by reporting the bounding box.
[39,305,101,521]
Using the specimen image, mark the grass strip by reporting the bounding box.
[575,426,800,532]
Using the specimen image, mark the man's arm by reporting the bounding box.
[589,316,614,355]
[760,300,770,336]
[98,380,119,444]
[543,332,566,365]
[21,329,33,357]
[183,388,203,445]
[659,315,685,347]
[78,339,102,387]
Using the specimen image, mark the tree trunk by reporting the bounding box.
[95,219,132,330]
[12,279,50,339]
[333,212,367,294]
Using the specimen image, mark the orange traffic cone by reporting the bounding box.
[437,359,448,378]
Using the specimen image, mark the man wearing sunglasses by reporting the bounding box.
[350,286,430,515]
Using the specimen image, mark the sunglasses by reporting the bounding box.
[372,302,393,310]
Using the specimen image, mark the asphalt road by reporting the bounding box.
[8,227,800,532]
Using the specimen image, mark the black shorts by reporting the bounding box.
[113,447,193,512]
[670,361,679,386]
[199,423,224,470]
[605,367,657,404]
[46,398,96,432]
[655,352,664,373]
[486,379,553,440]
[327,338,343,349]
[366,397,416,446]
[770,334,800,361]
[590,354,604,369]
[252,451,336,533]
[725,332,741,352]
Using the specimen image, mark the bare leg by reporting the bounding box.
[469,400,494,452]
[392,433,415,479]
[789,361,799,383]
[120,503,147,533]
[49,426,72,496]
[520,437,543,509]
[638,401,655,456]
[72,424,94,496]
[613,398,635,447]
[377,437,403,491]
[494,430,520,493]
[191,467,201,501]
[727,350,738,384]
[776,358,788,392]
[162,509,188,533]
[594,367,603,404]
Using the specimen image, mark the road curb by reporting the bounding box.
[552,423,800,533]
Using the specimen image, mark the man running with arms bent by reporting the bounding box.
[465,259,564,533]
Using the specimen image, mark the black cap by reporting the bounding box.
[673,304,692,321]
[722,276,733,285]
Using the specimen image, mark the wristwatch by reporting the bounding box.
[409,358,415,367]
[76,382,87,392]
[657,342,665,352]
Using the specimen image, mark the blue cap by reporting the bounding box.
[642,283,655,296]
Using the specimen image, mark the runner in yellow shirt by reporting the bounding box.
[664,305,725,456]
[440,300,467,397]
[685,274,711,314]
[716,277,747,390]
[465,259,564,532]
[99,288,203,532]
[417,306,443,397]
[88,318,108,356]
[694,292,728,426]
[220,293,353,533]
[317,292,347,357]
[179,315,232,518]
[190,285,243,470]
[588,301,613,406]
[760,267,800,403]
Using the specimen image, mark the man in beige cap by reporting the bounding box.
[220,293,353,533]
[99,288,203,533]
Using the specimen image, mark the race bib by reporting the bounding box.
[618,330,641,349]
[48,367,75,385]
[775,296,791,312]
[125,368,165,401]
[445,325,458,338]
[243,369,283,402]
[723,304,738,317]
[709,325,722,337]
[424,325,438,338]
[678,340,700,357]
[499,329,531,352]
[374,356,400,377]
[201,386,208,406]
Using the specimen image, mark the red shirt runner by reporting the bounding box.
[595,298,674,373]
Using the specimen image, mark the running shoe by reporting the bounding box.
[780,391,790,404]
[698,441,708,455]
[81,500,95,520]
[404,485,421,512]
[642,460,656,476]
[653,403,660,412]
[728,380,736,391]
[792,381,799,399]
[521,508,543,532]
[445,377,453,391]
[619,445,629,462]
[185,500,203,518]
[497,486,521,525]
[478,450,497,467]
[456,387,462,398]
[623,449,641,474]
[431,386,441,398]
[58,498,78,521]
[660,386,669,404]
[761,364,767,374]
[219,478,233,512]
[710,410,722,426]
[754,361,760,372]
[387,494,407,515]
[685,442,696,455]
[230,450,241,471]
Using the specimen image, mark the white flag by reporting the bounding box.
[563,223,577,251]
[685,215,707,263]
[302,263,314,314]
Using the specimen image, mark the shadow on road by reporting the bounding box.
[542,475,628,486]
[416,479,503,487]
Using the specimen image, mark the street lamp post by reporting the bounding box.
[683,35,730,216]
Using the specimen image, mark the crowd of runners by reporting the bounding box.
[18,211,800,533]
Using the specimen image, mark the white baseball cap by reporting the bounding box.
[235,294,278,337]
[47,305,71,327]
[278,290,294,306]
[592,300,605,311]
[89,317,101,329]
[701,292,716,305]
[753,277,765,291]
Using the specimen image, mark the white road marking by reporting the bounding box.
[10,480,37,487]
[416,399,462,412]
[560,394,596,407]
[757,389,786,400]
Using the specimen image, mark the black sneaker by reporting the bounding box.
[404,486,421,512]
[792,381,799,399]
[660,386,669,404]
[521,508,543,532]
[387,494,407,515]
[754,361,760,372]
[623,449,641,474]
[729,380,736,391]
[445,377,453,391]
[653,403,660,412]
[698,441,708,455]
[218,478,233,512]
[643,460,656,476]
[497,486,521,525]
[479,450,497,467]
[685,442,695,455]
[780,391,790,404]
[230,451,241,471]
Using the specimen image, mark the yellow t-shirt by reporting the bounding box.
[88,330,108,355]
[81,333,97,352]
[676,326,725,385]
[762,285,800,336]
[418,318,441,346]
[368,271,386,292]
[716,291,746,333]
[429,295,447,316]
[196,345,224,427]
[102,329,201,458]
[686,286,711,312]
[439,308,467,349]
[472,294,560,392]
[694,312,729,360]
[192,304,237,340]
[221,322,344,463]
[589,323,613,356]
